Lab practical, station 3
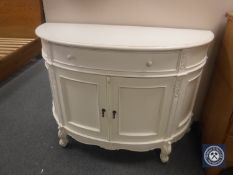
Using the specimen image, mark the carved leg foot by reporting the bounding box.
[160,141,172,163]
[58,127,69,147]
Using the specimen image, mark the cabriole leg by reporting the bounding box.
[58,126,69,147]
[160,141,172,163]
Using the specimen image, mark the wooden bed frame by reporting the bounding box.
[0,0,44,81]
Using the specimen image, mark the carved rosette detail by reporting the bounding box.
[179,52,188,71]
[179,61,185,70]
[58,126,69,147]
[160,141,172,163]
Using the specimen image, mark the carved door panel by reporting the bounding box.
[109,76,175,142]
[55,68,108,140]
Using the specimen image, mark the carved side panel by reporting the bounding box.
[45,62,64,125]
[177,72,202,128]
[173,70,203,134]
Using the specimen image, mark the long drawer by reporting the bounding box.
[50,44,180,72]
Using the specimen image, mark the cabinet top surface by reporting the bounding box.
[36,23,214,51]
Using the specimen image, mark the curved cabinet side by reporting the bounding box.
[171,69,203,136]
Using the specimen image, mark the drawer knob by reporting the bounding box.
[146,61,153,67]
[67,54,74,60]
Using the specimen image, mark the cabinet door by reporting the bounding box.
[109,77,175,142]
[55,68,108,140]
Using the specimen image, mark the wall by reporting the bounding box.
[43,0,233,119]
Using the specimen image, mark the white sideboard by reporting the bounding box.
[36,23,214,163]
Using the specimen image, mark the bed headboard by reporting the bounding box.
[0,0,44,38]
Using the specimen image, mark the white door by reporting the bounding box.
[55,68,108,140]
[109,76,175,142]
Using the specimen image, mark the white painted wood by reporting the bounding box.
[173,70,203,134]
[36,23,214,163]
[55,68,108,140]
[110,76,175,143]
[160,141,172,163]
[51,44,180,73]
[58,126,69,147]
[36,23,214,50]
